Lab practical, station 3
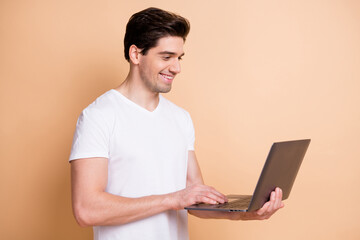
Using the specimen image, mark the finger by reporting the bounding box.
[256,201,270,216]
[208,186,228,202]
[187,189,220,204]
[277,188,284,209]
[266,191,276,213]
[192,184,227,200]
[196,196,218,204]
[273,188,282,210]
[201,186,228,203]
[199,190,227,204]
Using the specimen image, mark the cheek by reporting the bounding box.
[140,58,168,76]
[139,61,153,76]
[153,60,169,72]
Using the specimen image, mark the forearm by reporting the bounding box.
[71,158,181,227]
[73,191,175,227]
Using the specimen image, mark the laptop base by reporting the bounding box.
[185,195,252,212]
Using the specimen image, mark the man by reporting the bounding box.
[69,7,284,240]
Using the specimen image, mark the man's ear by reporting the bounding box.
[129,45,141,64]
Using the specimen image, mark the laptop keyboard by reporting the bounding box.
[216,196,252,209]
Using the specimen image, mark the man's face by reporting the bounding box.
[138,36,184,93]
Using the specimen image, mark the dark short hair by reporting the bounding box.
[124,7,190,61]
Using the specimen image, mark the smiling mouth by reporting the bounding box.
[159,73,174,83]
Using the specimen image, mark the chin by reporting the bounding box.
[159,87,172,93]
[155,84,172,93]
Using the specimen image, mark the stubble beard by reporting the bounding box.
[141,74,172,94]
[155,83,172,93]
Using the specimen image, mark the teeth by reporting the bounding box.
[161,74,173,80]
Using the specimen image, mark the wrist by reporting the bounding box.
[162,192,179,211]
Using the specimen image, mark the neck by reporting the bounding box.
[115,71,160,112]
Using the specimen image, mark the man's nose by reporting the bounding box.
[169,59,181,74]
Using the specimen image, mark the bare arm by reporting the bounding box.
[71,156,227,227]
[186,151,285,220]
[71,158,174,226]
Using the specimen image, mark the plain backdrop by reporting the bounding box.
[1,0,359,239]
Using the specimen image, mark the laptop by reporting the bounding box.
[185,139,311,212]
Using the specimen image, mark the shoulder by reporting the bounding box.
[85,90,117,112]
[79,90,118,125]
[83,90,119,114]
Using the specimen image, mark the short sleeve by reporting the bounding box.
[186,112,195,151]
[69,107,111,161]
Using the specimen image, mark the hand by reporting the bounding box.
[230,187,285,221]
[169,184,228,210]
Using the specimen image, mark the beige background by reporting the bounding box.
[1,0,359,239]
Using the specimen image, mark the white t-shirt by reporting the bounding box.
[69,89,195,240]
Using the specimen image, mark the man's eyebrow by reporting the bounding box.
[158,51,185,57]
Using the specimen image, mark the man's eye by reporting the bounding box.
[162,56,171,60]
[178,57,183,61]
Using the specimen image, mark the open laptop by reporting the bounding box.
[185,139,311,212]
